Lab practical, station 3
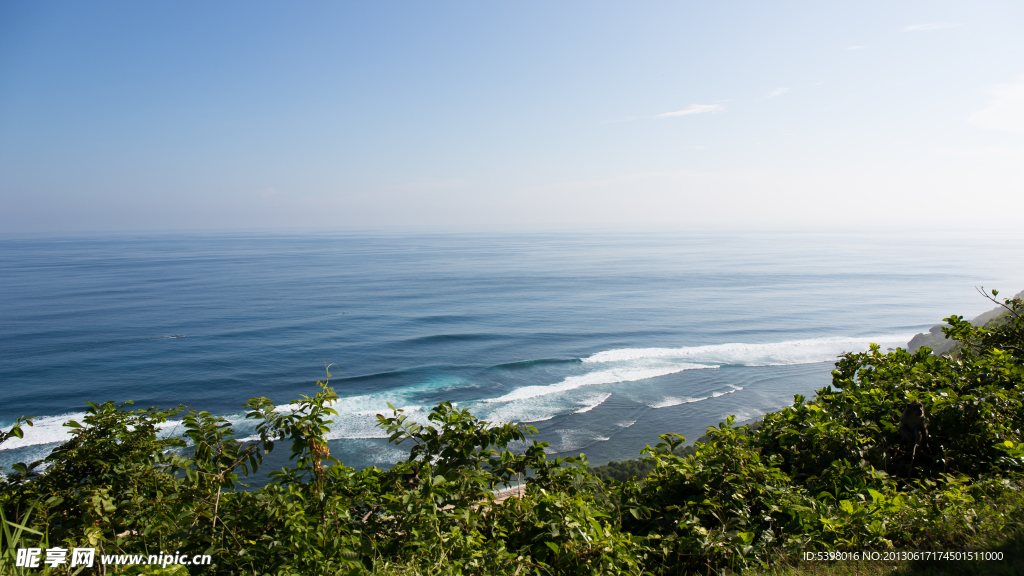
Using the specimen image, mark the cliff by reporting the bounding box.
[907,289,1024,354]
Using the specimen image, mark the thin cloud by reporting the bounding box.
[904,23,957,31]
[689,145,706,149]
[969,76,1024,133]
[767,87,789,98]
[655,104,725,118]
[846,45,865,50]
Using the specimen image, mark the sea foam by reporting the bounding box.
[647,385,743,408]
[0,413,190,452]
[483,362,716,404]
[574,393,612,414]
[583,335,913,366]
[477,335,909,417]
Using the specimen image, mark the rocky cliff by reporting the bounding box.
[907,289,1024,354]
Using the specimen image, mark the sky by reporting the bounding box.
[1,0,1022,233]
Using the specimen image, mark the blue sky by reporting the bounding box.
[1,1,1022,232]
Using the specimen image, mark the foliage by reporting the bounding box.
[591,457,657,484]
[1,290,1023,575]
[590,434,710,484]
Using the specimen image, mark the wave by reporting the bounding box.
[728,408,766,424]
[319,376,477,440]
[333,366,474,384]
[471,335,899,422]
[483,362,716,404]
[491,358,581,370]
[582,335,914,366]
[574,393,612,414]
[648,396,705,409]
[401,333,503,346]
[2,375,482,454]
[545,429,611,454]
[648,385,743,409]
[0,413,191,452]
[0,413,84,451]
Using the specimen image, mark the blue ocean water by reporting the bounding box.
[2,229,1023,474]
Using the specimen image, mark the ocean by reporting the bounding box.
[2,229,1023,476]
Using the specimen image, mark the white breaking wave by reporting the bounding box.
[545,429,611,454]
[480,335,906,420]
[0,413,189,452]
[583,335,913,366]
[483,362,716,404]
[318,376,472,440]
[649,396,705,409]
[728,408,766,424]
[574,393,612,414]
[0,413,84,451]
[648,385,743,409]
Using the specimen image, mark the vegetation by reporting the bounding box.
[592,425,764,484]
[2,290,1023,575]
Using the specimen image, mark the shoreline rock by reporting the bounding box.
[907,289,1024,354]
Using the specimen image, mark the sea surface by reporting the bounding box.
[2,229,1023,476]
